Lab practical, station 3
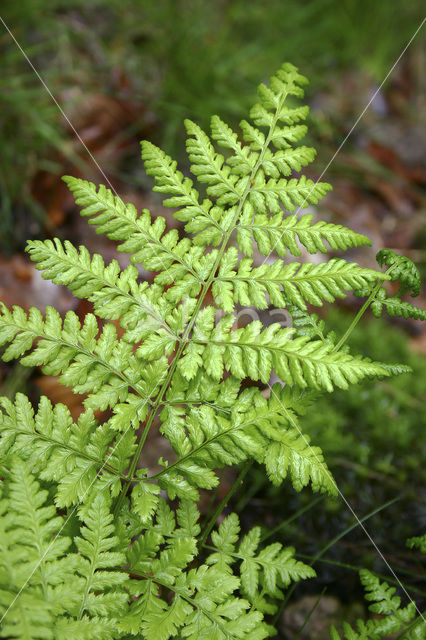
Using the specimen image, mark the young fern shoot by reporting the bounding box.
[0,63,423,639]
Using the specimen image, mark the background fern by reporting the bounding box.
[330,569,426,639]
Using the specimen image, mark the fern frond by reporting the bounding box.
[133,566,266,640]
[74,493,128,619]
[6,457,72,588]
[289,306,328,340]
[360,569,406,615]
[0,304,166,433]
[58,181,229,310]
[141,140,227,246]
[1,61,424,638]
[154,383,337,497]
[62,176,207,288]
[210,115,255,176]
[26,238,174,331]
[210,94,312,178]
[262,146,316,178]
[245,63,309,134]
[263,427,335,491]
[213,250,387,312]
[372,291,426,321]
[330,569,421,639]
[368,249,426,322]
[249,174,331,214]
[0,394,132,506]
[376,249,421,296]
[185,119,247,206]
[0,461,124,639]
[54,616,119,640]
[141,62,332,257]
[125,499,269,640]
[0,591,55,640]
[164,369,243,413]
[407,534,426,554]
[27,237,217,346]
[237,210,371,257]
[207,513,315,607]
[178,309,389,390]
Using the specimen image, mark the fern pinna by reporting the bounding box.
[0,63,424,638]
[330,570,426,639]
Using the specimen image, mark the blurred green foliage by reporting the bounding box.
[133,0,423,150]
[1,0,423,249]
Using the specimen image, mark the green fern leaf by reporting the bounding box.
[369,249,426,322]
[330,569,420,639]
[372,290,426,321]
[185,119,246,206]
[237,210,371,257]
[141,140,226,246]
[213,250,387,312]
[407,534,426,554]
[207,513,315,608]
[142,595,192,640]
[0,303,166,434]
[131,478,161,525]
[180,312,389,391]
[376,249,421,296]
[62,176,207,289]
[26,238,176,332]
[155,384,337,497]
[210,115,255,176]
[74,493,128,618]
[0,394,130,507]
[249,174,331,214]
[0,461,125,638]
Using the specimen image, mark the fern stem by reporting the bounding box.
[78,560,96,620]
[294,587,327,640]
[333,279,382,352]
[150,411,277,481]
[21,428,127,479]
[199,462,253,549]
[334,261,399,352]
[114,89,289,514]
[311,495,401,566]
